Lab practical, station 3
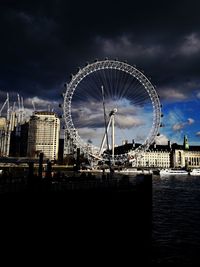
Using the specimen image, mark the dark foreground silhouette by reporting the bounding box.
[0,174,151,264]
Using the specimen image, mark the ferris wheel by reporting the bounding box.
[63,59,162,161]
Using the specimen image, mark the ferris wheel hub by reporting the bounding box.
[109,108,118,116]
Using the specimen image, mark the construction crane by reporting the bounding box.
[13,101,16,111]
[21,96,25,122]
[17,93,21,123]
[0,98,8,116]
[32,100,36,112]
[0,93,9,119]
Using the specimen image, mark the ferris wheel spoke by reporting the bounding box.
[93,69,109,101]
[90,71,104,101]
[128,89,150,103]
[115,72,126,100]
[116,68,126,100]
[78,76,100,102]
[126,84,149,104]
[88,71,101,98]
[113,69,118,100]
[119,72,134,101]
[115,69,122,100]
[102,68,113,101]
[84,72,102,100]
[106,69,114,99]
[118,75,140,101]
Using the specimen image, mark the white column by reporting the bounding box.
[112,115,115,163]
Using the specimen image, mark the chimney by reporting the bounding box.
[132,139,135,148]
[168,140,171,149]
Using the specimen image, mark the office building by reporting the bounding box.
[0,112,16,157]
[27,111,60,161]
[9,122,29,157]
[137,144,171,168]
[0,117,7,156]
[172,136,200,168]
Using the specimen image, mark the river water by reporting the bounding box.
[152,175,200,264]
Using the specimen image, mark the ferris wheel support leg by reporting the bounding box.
[112,115,115,164]
[99,117,112,155]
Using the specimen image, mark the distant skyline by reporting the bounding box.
[1,0,200,145]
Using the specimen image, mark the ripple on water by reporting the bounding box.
[152,175,200,264]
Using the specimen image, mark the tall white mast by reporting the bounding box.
[21,96,24,122]
[32,100,36,112]
[101,85,110,154]
[0,94,8,117]
[111,112,115,162]
[17,93,21,123]
[6,93,10,120]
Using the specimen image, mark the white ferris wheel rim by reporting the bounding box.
[63,59,161,161]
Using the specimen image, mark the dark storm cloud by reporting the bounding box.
[1,0,200,104]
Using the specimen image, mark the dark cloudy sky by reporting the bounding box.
[1,0,200,144]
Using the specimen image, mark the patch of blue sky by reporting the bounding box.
[160,100,200,144]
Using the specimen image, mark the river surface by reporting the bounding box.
[152,175,200,264]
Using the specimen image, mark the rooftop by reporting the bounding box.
[34,111,57,116]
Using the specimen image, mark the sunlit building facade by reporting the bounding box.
[0,112,16,157]
[0,117,7,156]
[172,136,200,168]
[27,111,60,160]
[133,144,171,168]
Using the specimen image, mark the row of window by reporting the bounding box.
[143,156,169,159]
[141,161,169,165]
[185,157,200,166]
[137,163,170,167]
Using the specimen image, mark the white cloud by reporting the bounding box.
[17,12,33,24]
[187,118,195,125]
[172,118,195,132]
[0,93,46,119]
[172,122,185,131]
[159,88,187,101]
[197,92,200,99]
[115,115,144,129]
[25,96,58,110]
[23,108,34,117]
[159,81,200,102]
[77,127,110,149]
[179,33,200,56]
[70,98,154,147]
[72,99,145,129]
[78,127,103,140]
[155,134,169,145]
[96,35,162,59]
[196,131,200,137]
[135,135,146,142]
